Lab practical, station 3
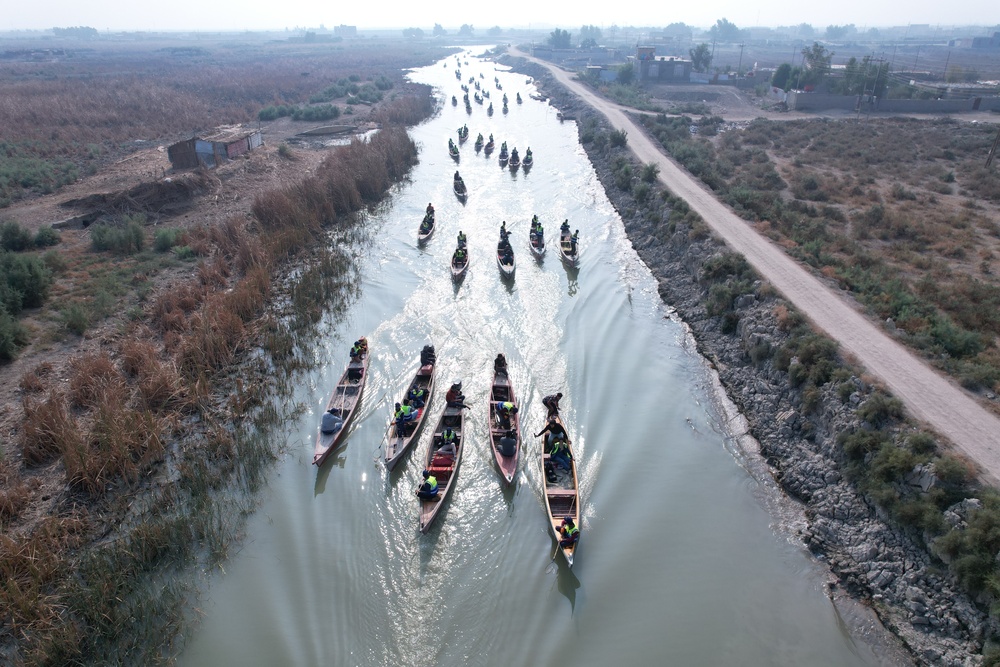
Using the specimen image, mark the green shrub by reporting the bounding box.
[42,249,67,273]
[153,228,183,253]
[609,129,628,148]
[839,429,890,460]
[0,304,29,360]
[174,246,196,260]
[34,226,60,247]
[640,163,659,183]
[0,250,53,313]
[858,392,905,427]
[63,303,89,335]
[91,217,146,255]
[1,220,34,251]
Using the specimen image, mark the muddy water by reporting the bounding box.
[179,50,890,666]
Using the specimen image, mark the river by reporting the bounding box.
[179,49,891,667]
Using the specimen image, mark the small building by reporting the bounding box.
[167,127,263,171]
[634,47,692,83]
[334,25,357,38]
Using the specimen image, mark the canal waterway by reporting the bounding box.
[179,49,892,667]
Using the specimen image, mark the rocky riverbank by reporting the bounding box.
[503,56,992,666]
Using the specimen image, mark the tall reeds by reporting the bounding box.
[7,85,433,663]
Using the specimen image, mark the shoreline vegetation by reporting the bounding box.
[504,55,1000,665]
[0,38,437,661]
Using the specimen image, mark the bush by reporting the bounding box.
[857,392,905,427]
[640,163,659,183]
[0,251,53,313]
[0,305,29,360]
[609,129,628,148]
[1,221,34,251]
[153,228,184,253]
[33,226,60,247]
[90,217,145,255]
[63,304,89,335]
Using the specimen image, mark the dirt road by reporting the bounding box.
[516,50,1000,482]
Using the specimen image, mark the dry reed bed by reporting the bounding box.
[1,98,426,663]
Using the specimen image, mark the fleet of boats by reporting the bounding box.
[311,63,585,566]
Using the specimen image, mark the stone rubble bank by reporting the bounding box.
[505,56,991,666]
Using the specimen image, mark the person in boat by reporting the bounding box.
[558,517,580,547]
[419,217,432,233]
[499,428,517,457]
[502,246,514,265]
[525,147,532,160]
[488,133,494,143]
[350,339,366,361]
[426,202,435,216]
[321,408,344,435]
[494,353,507,373]
[571,230,580,253]
[549,437,573,470]
[438,427,458,457]
[534,416,569,452]
[453,246,467,266]
[454,170,462,182]
[561,219,571,234]
[394,400,416,433]
[496,401,518,429]
[417,470,440,500]
[446,381,469,409]
[499,222,510,244]
[408,385,427,409]
[541,392,563,417]
[457,231,467,248]
[420,344,436,367]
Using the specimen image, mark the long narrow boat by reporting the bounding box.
[417,211,435,244]
[417,405,465,533]
[488,354,520,485]
[313,340,370,466]
[529,228,545,259]
[384,348,436,470]
[541,414,580,567]
[523,150,534,169]
[484,137,495,154]
[451,245,469,280]
[508,149,521,171]
[559,228,580,266]
[453,175,468,202]
[497,238,515,278]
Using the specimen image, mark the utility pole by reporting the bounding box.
[737,43,745,77]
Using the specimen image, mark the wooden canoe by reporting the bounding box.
[497,240,515,278]
[313,343,370,466]
[488,355,520,485]
[508,151,520,170]
[417,212,435,244]
[559,229,580,266]
[451,247,469,280]
[384,359,436,471]
[453,178,468,201]
[541,414,580,567]
[529,230,545,259]
[418,405,466,533]
[484,139,495,154]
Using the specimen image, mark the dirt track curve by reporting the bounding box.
[514,49,1000,483]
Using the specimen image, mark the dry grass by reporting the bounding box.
[68,352,126,410]
[20,391,81,466]
[63,398,165,496]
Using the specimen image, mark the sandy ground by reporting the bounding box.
[514,49,1000,485]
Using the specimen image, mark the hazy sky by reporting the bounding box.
[4,0,996,33]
